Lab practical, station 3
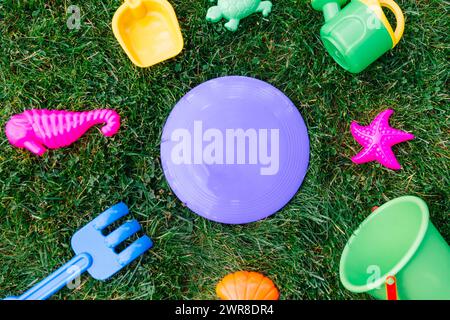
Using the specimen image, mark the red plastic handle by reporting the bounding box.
[386,276,398,300]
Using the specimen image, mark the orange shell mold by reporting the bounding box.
[216,271,279,300]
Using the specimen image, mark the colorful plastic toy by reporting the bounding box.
[4,203,153,300]
[311,0,405,73]
[385,275,398,300]
[350,109,414,170]
[160,76,310,224]
[112,0,183,68]
[339,196,450,300]
[206,0,273,32]
[216,271,279,300]
[5,109,120,156]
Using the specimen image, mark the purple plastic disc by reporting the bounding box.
[160,76,309,224]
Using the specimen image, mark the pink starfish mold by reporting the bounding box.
[350,109,415,170]
[5,109,120,156]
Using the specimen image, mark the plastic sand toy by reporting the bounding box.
[339,196,450,300]
[311,0,405,73]
[4,203,153,300]
[350,109,414,170]
[5,109,120,156]
[216,271,279,300]
[160,76,310,224]
[206,0,273,32]
[112,0,183,67]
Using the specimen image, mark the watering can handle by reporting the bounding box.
[385,276,398,300]
[379,0,405,46]
[5,253,92,300]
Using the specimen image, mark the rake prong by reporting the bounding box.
[104,219,141,248]
[92,202,129,231]
[117,235,153,266]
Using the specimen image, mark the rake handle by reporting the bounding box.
[8,253,92,300]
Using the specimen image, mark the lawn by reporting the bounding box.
[0,0,448,300]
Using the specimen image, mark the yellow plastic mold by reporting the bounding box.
[112,0,183,68]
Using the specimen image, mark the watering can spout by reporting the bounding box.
[126,0,147,19]
[311,0,346,22]
[323,2,340,21]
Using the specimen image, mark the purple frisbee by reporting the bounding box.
[160,76,309,224]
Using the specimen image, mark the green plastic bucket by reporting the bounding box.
[340,196,450,300]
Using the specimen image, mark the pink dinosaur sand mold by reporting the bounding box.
[5,109,120,156]
[350,109,415,170]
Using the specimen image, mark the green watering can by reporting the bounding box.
[340,196,450,300]
[311,0,405,73]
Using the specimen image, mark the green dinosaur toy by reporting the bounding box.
[206,0,273,32]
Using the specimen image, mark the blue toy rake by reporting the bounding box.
[5,203,152,300]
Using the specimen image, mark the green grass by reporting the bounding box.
[0,0,448,300]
